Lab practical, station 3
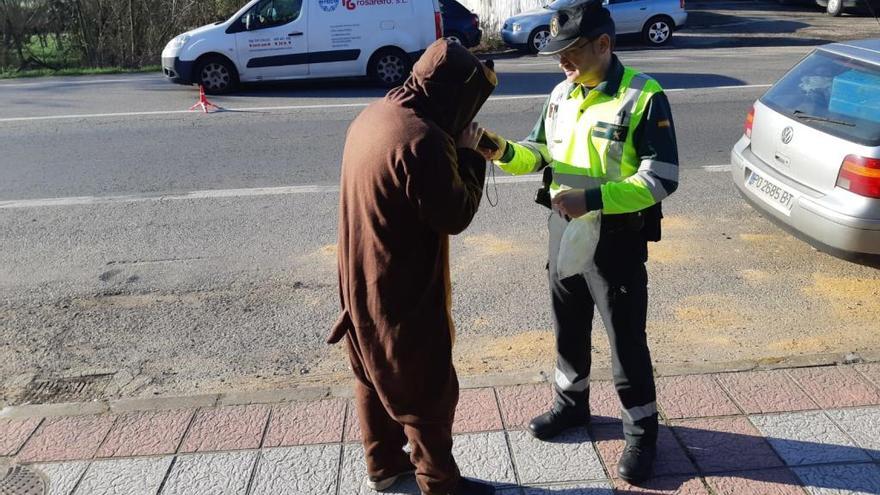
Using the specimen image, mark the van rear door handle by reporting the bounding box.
[288,31,303,36]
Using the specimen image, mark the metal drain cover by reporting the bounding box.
[0,465,46,495]
[19,374,111,404]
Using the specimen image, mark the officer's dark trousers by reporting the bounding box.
[548,212,658,447]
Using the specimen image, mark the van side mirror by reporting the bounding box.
[244,12,255,30]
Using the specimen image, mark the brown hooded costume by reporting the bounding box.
[327,39,496,494]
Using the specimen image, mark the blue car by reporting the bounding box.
[440,0,482,48]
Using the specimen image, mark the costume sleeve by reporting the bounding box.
[406,133,486,235]
[585,91,680,214]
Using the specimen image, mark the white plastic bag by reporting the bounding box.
[556,210,602,279]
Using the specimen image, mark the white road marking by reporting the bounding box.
[0,85,772,124]
[0,165,732,209]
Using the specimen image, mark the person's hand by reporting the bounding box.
[478,129,507,161]
[456,122,483,151]
[551,189,588,218]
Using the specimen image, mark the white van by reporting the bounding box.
[161,0,442,93]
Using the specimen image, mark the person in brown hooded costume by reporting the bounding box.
[326,39,498,495]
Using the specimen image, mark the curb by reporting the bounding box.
[2,350,877,420]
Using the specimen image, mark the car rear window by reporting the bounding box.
[760,49,880,147]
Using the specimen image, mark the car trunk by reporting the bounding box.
[753,47,880,196]
[750,103,852,196]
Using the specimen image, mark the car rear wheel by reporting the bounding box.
[642,16,674,46]
[825,0,843,15]
[527,26,551,54]
[195,55,238,94]
[368,48,411,88]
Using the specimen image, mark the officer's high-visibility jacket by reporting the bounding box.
[495,55,679,215]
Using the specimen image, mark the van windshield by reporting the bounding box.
[238,0,302,30]
[761,49,880,147]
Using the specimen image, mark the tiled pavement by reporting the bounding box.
[3,364,880,494]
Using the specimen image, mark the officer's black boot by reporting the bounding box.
[617,443,656,485]
[527,407,590,440]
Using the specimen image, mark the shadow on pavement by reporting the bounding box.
[374,416,880,493]
[673,34,830,49]
[686,9,811,28]
[490,71,748,96]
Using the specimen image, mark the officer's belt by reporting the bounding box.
[602,211,645,234]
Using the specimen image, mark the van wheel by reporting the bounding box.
[195,55,238,94]
[642,16,674,46]
[445,31,465,45]
[825,0,843,15]
[369,48,411,88]
[527,26,551,54]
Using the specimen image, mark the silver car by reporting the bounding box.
[731,39,880,260]
[501,0,688,53]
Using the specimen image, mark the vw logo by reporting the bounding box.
[781,126,793,144]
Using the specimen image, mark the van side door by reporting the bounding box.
[305,0,369,78]
[230,0,309,81]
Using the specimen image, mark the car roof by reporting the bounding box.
[819,39,880,65]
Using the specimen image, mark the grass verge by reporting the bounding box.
[0,65,162,79]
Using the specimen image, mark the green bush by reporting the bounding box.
[0,0,241,76]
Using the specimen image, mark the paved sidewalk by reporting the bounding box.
[3,363,880,494]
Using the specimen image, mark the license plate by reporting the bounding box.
[746,169,797,215]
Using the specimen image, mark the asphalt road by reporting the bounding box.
[1,42,878,405]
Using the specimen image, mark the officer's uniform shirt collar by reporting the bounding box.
[568,54,624,99]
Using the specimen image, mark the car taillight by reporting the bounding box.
[472,14,479,28]
[837,155,880,199]
[435,11,443,39]
[744,105,755,139]
[680,0,685,8]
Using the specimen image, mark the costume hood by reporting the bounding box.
[387,39,496,136]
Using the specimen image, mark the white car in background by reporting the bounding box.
[501,0,688,53]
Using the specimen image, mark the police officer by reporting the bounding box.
[479,0,679,485]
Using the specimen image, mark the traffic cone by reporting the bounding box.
[189,85,223,113]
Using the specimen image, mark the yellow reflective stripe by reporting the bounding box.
[522,141,552,164]
[550,159,592,176]
[599,179,657,214]
[495,141,541,175]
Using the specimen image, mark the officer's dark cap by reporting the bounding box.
[539,0,615,55]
